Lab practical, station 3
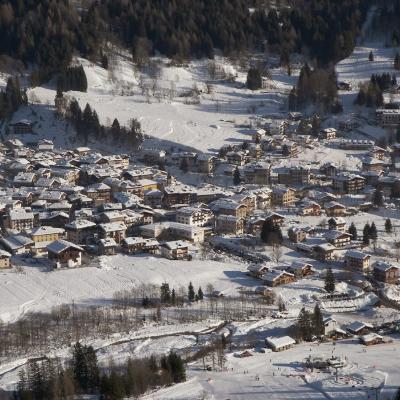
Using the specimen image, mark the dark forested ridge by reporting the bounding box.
[0,0,372,84]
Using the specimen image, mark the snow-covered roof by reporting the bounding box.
[47,239,83,254]
[266,336,296,349]
[373,261,399,272]
[161,240,189,250]
[30,226,65,236]
[345,250,370,260]
[347,321,373,333]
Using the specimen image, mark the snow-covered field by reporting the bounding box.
[144,336,400,400]
[0,254,246,323]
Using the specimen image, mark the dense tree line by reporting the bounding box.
[0,0,370,84]
[0,76,27,120]
[355,73,397,107]
[289,63,339,112]
[66,99,143,149]
[293,304,324,341]
[57,65,88,93]
[16,342,185,400]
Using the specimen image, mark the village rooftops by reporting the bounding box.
[65,220,96,230]
[8,209,34,220]
[373,260,400,272]
[261,269,294,283]
[162,240,189,250]
[345,250,370,260]
[30,226,65,236]
[123,237,159,246]
[46,239,83,254]
[346,321,373,334]
[324,230,351,241]
[1,234,34,250]
[99,222,127,232]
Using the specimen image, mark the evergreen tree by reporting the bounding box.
[369,51,374,61]
[297,307,312,341]
[161,352,186,383]
[363,223,371,245]
[171,288,176,305]
[180,158,189,173]
[246,68,262,90]
[312,304,324,336]
[233,167,241,185]
[197,287,204,300]
[282,144,290,156]
[369,222,378,241]
[348,222,357,240]
[385,218,393,233]
[188,282,195,302]
[260,219,283,245]
[372,189,384,207]
[160,282,171,304]
[324,267,335,293]
[395,52,400,71]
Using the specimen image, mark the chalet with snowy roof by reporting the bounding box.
[324,230,351,247]
[247,263,270,278]
[346,321,373,335]
[287,261,314,278]
[84,183,112,205]
[47,239,83,268]
[65,220,97,244]
[98,238,117,256]
[196,154,215,174]
[39,211,69,228]
[265,336,296,352]
[140,222,205,243]
[30,226,64,243]
[344,250,371,272]
[261,270,295,287]
[373,261,400,284]
[320,162,338,177]
[242,162,271,185]
[211,199,247,218]
[1,234,34,255]
[313,243,336,262]
[215,215,244,235]
[98,222,127,244]
[324,201,346,217]
[226,151,247,166]
[362,156,384,172]
[163,186,197,208]
[332,174,366,194]
[37,139,54,151]
[298,200,321,216]
[271,186,296,206]
[176,206,213,227]
[0,249,11,269]
[322,316,338,336]
[328,217,346,232]
[121,237,159,254]
[251,128,266,142]
[370,146,385,160]
[160,240,190,260]
[6,209,36,232]
[320,128,337,140]
[276,165,311,185]
[288,227,307,243]
[376,108,400,127]
[360,333,383,346]
[10,120,33,135]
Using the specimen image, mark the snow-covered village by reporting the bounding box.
[1,1,400,400]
